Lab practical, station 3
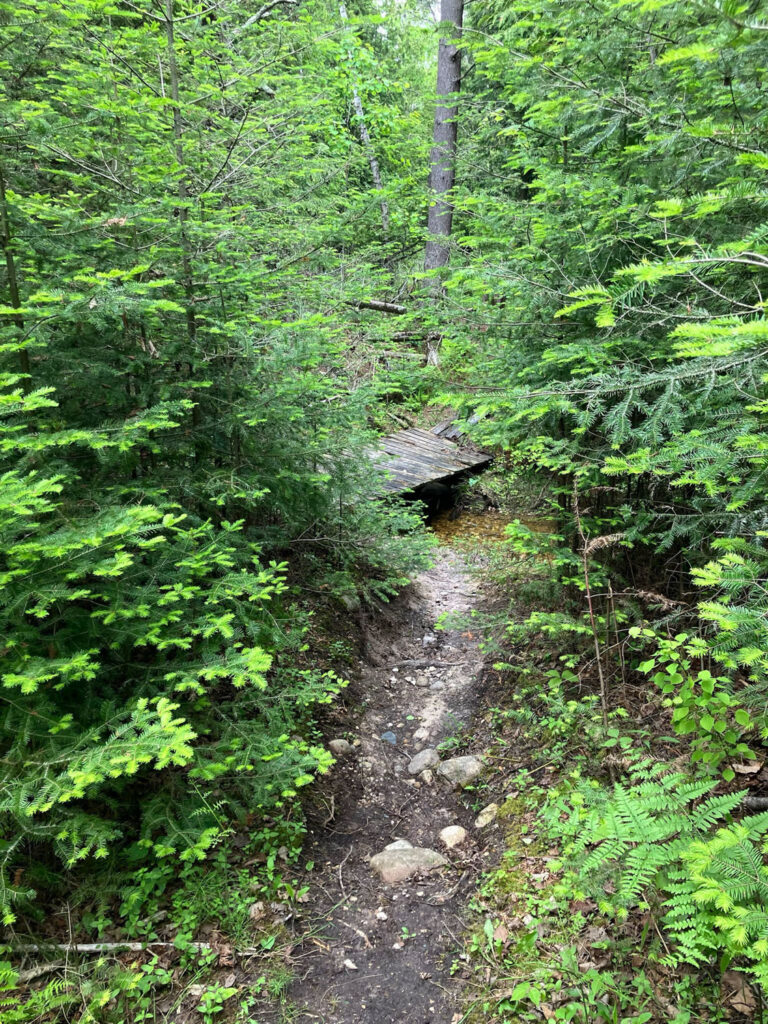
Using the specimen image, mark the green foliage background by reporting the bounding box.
[421,0,768,1005]
[0,0,434,927]
[4,0,768,1014]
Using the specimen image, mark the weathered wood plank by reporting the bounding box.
[372,427,491,494]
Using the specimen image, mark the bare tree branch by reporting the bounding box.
[345,299,408,315]
[235,0,298,36]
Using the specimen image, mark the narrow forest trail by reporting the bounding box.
[286,546,489,1024]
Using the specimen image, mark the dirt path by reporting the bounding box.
[287,547,487,1024]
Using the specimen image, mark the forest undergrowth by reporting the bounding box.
[4,0,768,1020]
[447,470,768,1024]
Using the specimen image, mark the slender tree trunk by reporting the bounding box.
[424,0,463,365]
[164,0,197,346]
[425,0,464,269]
[339,2,389,236]
[573,482,609,731]
[164,0,202,443]
[0,164,30,385]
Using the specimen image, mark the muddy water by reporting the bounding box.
[431,508,512,544]
[431,508,556,545]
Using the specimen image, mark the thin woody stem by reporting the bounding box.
[573,479,609,730]
[0,164,30,385]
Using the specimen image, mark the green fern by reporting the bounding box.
[665,816,768,984]
[544,761,768,986]
[0,961,76,1023]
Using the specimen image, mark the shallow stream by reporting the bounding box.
[431,507,556,545]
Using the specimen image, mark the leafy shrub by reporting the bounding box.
[631,629,756,778]
[0,367,345,921]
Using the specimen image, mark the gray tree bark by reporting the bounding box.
[425,0,463,273]
[340,2,389,236]
[0,164,30,384]
[424,0,464,364]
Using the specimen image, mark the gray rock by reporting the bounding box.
[385,839,413,851]
[380,731,397,745]
[407,748,439,775]
[475,802,499,829]
[437,754,483,788]
[370,846,447,884]
[439,825,467,849]
[419,769,434,786]
[329,738,353,756]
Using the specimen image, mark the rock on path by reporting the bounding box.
[439,825,467,849]
[407,747,439,774]
[437,754,484,787]
[475,802,499,829]
[370,842,448,884]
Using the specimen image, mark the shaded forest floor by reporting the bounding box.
[253,494,761,1024]
[273,545,497,1023]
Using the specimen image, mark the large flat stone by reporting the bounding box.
[370,847,448,884]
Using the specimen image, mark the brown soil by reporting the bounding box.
[284,546,492,1024]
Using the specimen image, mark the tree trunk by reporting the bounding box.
[339,2,389,236]
[0,164,30,384]
[424,0,464,364]
[164,0,202,446]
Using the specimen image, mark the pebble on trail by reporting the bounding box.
[439,825,467,849]
[474,803,499,829]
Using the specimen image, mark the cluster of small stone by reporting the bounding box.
[328,741,499,883]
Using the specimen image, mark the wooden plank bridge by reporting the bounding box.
[373,427,492,494]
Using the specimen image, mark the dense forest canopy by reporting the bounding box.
[3,0,768,1019]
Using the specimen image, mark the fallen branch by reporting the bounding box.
[391,330,441,342]
[393,659,468,668]
[17,962,65,984]
[6,940,265,957]
[345,299,407,315]
[742,796,768,811]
